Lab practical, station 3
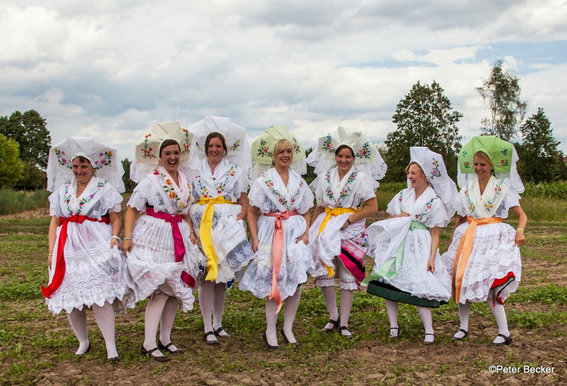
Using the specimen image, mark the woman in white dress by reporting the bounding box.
[309,144,378,338]
[443,136,527,345]
[190,132,253,345]
[123,124,204,362]
[364,147,458,343]
[240,138,314,348]
[43,137,134,361]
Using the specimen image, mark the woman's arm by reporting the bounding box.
[247,205,260,252]
[121,206,138,254]
[48,216,60,264]
[184,213,198,245]
[236,192,249,221]
[427,226,440,273]
[109,212,121,249]
[341,197,378,229]
[511,205,527,247]
[448,215,467,246]
[313,205,325,221]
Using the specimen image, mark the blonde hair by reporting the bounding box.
[272,139,293,163]
[474,151,492,166]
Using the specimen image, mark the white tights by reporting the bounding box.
[198,281,228,341]
[67,302,118,359]
[265,286,303,346]
[143,293,179,357]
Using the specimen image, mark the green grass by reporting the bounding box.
[0,188,50,215]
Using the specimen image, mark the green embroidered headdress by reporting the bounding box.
[459,135,514,174]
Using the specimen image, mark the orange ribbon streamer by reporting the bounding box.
[41,215,110,298]
[452,216,502,303]
[264,210,298,313]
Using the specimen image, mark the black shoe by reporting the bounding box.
[158,340,183,354]
[214,327,229,338]
[204,331,220,346]
[339,325,352,339]
[280,328,298,346]
[322,318,339,332]
[263,331,279,350]
[453,328,468,340]
[492,334,512,345]
[75,342,91,356]
[141,345,170,362]
[107,356,120,364]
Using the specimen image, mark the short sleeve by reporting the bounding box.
[386,190,404,217]
[127,178,151,211]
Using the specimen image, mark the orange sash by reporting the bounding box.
[453,216,502,303]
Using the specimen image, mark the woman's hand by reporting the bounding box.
[396,211,411,218]
[251,238,259,253]
[190,232,198,245]
[122,239,133,254]
[340,218,351,230]
[515,230,526,247]
[427,258,435,273]
[110,238,120,249]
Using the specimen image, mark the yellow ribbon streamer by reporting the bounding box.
[453,216,503,303]
[197,196,234,281]
[317,207,357,278]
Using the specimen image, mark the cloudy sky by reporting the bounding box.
[2,0,566,161]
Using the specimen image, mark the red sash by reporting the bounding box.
[41,215,110,298]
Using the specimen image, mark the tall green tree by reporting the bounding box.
[385,81,463,181]
[477,60,527,140]
[0,134,25,187]
[517,108,561,182]
[0,110,51,169]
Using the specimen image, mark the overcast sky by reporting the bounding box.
[2,0,566,161]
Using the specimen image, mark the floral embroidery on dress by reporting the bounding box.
[414,195,438,222]
[195,165,237,198]
[154,170,190,214]
[64,181,105,216]
[263,177,304,210]
[324,170,358,202]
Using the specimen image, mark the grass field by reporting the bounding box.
[0,198,566,384]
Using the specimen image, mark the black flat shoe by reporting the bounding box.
[107,357,120,364]
[339,325,352,339]
[492,334,512,345]
[141,346,170,363]
[280,328,298,346]
[453,328,468,340]
[158,340,183,354]
[214,327,229,338]
[204,331,220,346]
[322,318,339,332]
[263,331,279,350]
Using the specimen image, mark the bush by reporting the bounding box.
[523,182,567,200]
[0,188,50,215]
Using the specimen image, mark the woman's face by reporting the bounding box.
[274,144,293,169]
[159,144,181,174]
[407,163,427,190]
[473,154,492,179]
[206,137,225,165]
[72,157,93,186]
[335,147,354,174]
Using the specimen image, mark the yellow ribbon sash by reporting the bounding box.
[453,216,503,303]
[317,207,357,278]
[197,196,234,281]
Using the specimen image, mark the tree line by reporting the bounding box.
[1,60,565,191]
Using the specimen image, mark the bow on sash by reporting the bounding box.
[452,216,503,303]
[41,215,110,298]
[264,210,298,313]
[146,207,195,287]
[196,196,234,281]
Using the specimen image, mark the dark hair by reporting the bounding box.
[159,139,181,157]
[205,132,228,157]
[335,144,354,158]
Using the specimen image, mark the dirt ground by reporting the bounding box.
[1,210,565,385]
